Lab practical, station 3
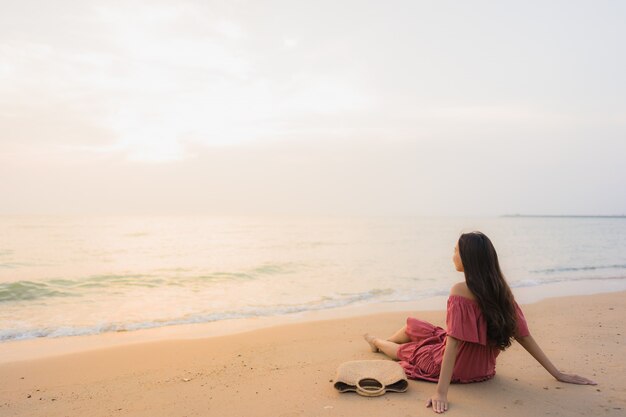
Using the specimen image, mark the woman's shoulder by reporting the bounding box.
[446,282,488,344]
[449,282,477,302]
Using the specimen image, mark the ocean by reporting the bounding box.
[1,215,625,342]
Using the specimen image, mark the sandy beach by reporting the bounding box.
[3,1,625,415]
[0,290,624,417]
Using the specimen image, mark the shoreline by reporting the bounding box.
[0,290,623,417]
[1,277,625,364]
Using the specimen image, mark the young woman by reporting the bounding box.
[364,231,596,414]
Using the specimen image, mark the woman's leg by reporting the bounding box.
[364,324,410,360]
[374,339,400,360]
[387,325,410,344]
[364,325,410,348]
[364,334,400,360]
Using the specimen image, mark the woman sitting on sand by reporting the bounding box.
[364,231,596,414]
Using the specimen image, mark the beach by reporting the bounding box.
[2,1,625,415]
[1,290,623,417]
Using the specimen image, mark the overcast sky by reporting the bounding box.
[1,0,625,216]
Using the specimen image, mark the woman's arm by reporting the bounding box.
[515,335,597,385]
[426,335,459,413]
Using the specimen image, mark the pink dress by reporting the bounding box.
[397,295,530,383]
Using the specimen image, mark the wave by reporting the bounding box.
[0,281,75,302]
[0,262,301,303]
[0,275,167,302]
[0,287,398,341]
[511,274,626,288]
[0,262,35,269]
[3,274,626,342]
[529,264,626,274]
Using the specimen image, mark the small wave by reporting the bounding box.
[0,273,222,303]
[0,262,302,303]
[0,262,34,269]
[196,272,253,282]
[0,275,158,303]
[511,274,626,288]
[530,264,626,274]
[0,287,401,341]
[250,262,301,275]
[0,281,74,302]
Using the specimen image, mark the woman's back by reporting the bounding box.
[397,290,530,383]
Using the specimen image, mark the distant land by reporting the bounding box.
[501,214,626,218]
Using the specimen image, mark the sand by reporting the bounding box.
[0,291,624,417]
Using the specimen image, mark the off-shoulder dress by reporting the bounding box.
[396,295,530,383]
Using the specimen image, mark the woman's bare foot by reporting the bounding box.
[363,333,380,353]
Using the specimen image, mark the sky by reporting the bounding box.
[1,0,625,216]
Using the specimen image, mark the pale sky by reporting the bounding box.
[1,0,625,216]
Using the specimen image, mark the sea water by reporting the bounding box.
[1,215,625,341]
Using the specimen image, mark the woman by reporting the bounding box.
[363,231,596,414]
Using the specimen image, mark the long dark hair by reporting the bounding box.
[458,231,517,350]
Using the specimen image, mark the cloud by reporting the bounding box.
[214,19,247,40]
[0,1,380,162]
[3,132,625,216]
[0,102,115,147]
[283,37,299,48]
[1,1,625,215]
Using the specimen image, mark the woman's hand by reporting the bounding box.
[426,393,449,413]
[427,335,458,413]
[515,335,598,386]
[556,372,597,385]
